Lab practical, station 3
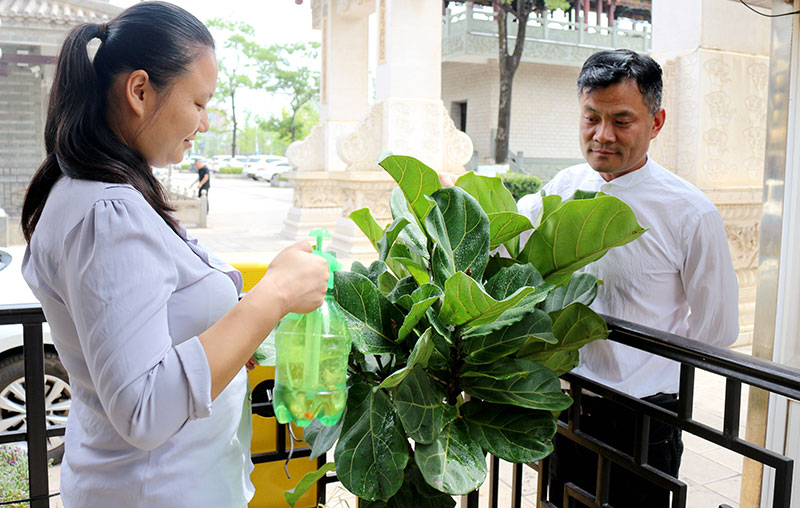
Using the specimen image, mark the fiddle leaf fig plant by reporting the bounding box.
[289,155,646,506]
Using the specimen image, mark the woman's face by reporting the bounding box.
[136,50,217,168]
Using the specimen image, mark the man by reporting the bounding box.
[191,157,210,213]
[516,49,739,506]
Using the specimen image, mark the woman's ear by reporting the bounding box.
[123,69,152,119]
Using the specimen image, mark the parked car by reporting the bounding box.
[244,155,287,181]
[0,246,68,464]
[255,161,292,184]
[208,155,232,172]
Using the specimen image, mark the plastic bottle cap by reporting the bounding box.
[309,228,341,289]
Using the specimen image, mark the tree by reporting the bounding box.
[206,19,258,157]
[251,42,320,143]
[494,0,569,163]
[260,101,319,155]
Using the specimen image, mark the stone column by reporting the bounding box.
[282,0,373,241]
[329,0,473,261]
[649,0,771,347]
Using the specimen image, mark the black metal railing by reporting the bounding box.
[466,315,799,508]
[0,303,64,508]
[3,301,798,507]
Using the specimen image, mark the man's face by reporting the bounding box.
[195,160,203,169]
[579,79,665,181]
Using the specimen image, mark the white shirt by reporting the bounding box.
[518,158,739,397]
[22,177,255,508]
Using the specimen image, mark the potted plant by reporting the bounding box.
[284,155,645,506]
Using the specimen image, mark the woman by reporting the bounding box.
[20,2,329,507]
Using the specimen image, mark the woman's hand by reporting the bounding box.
[255,240,329,316]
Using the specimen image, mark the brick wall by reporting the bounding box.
[0,50,45,224]
[441,60,583,170]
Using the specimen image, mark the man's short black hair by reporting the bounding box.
[577,49,663,116]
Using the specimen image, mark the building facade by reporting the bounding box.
[0,0,121,245]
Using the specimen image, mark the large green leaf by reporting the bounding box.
[426,187,491,284]
[517,303,608,373]
[394,365,457,444]
[379,329,435,389]
[387,275,418,310]
[455,171,517,214]
[389,242,431,286]
[350,207,384,250]
[484,263,546,300]
[304,416,344,460]
[334,381,409,501]
[539,273,599,313]
[460,358,573,411]
[380,155,441,221]
[390,187,429,258]
[535,194,563,228]
[415,419,487,495]
[483,253,522,282]
[334,271,403,355]
[284,462,337,507]
[461,402,557,463]
[426,326,453,376]
[361,463,456,508]
[488,212,533,254]
[397,284,443,342]
[519,195,647,286]
[378,218,411,261]
[438,272,545,327]
[462,308,554,365]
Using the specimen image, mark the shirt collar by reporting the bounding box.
[595,156,653,190]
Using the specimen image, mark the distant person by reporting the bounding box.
[20,2,329,507]
[516,49,739,507]
[191,157,210,212]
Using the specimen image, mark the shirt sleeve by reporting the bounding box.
[60,198,213,451]
[682,209,740,348]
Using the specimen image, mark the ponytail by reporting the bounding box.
[21,2,214,242]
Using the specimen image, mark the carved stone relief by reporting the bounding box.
[286,124,325,172]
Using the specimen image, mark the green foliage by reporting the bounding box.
[292,155,645,503]
[0,445,30,507]
[217,167,242,174]
[252,42,320,144]
[499,172,542,201]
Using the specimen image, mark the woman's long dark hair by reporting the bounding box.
[21,1,215,242]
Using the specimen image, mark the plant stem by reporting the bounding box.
[448,326,464,405]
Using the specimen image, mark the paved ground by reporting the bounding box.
[43,173,750,507]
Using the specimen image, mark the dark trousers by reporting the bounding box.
[548,393,683,508]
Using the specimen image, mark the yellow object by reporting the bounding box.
[235,262,269,293]
[248,366,318,508]
[230,262,319,508]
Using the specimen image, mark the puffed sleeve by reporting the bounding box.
[60,198,213,451]
[682,209,740,348]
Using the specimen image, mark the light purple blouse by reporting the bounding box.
[22,177,254,507]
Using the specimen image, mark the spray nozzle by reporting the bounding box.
[309,228,341,289]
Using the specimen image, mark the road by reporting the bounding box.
[169,170,297,264]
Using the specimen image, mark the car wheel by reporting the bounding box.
[0,352,71,464]
[269,174,280,187]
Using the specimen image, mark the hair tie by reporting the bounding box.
[96,23,108,42]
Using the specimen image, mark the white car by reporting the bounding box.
[0,245,68,463]
[244,155,287,181]
[255,161,292,184]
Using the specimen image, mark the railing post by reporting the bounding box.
[444,7,450,37]
[466,1,473,34]
[579,13,585,44]
[23,322,49,508]
[611,19,617,48]
[543,9,549,40]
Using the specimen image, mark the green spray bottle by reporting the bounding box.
[273,228,351,427]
